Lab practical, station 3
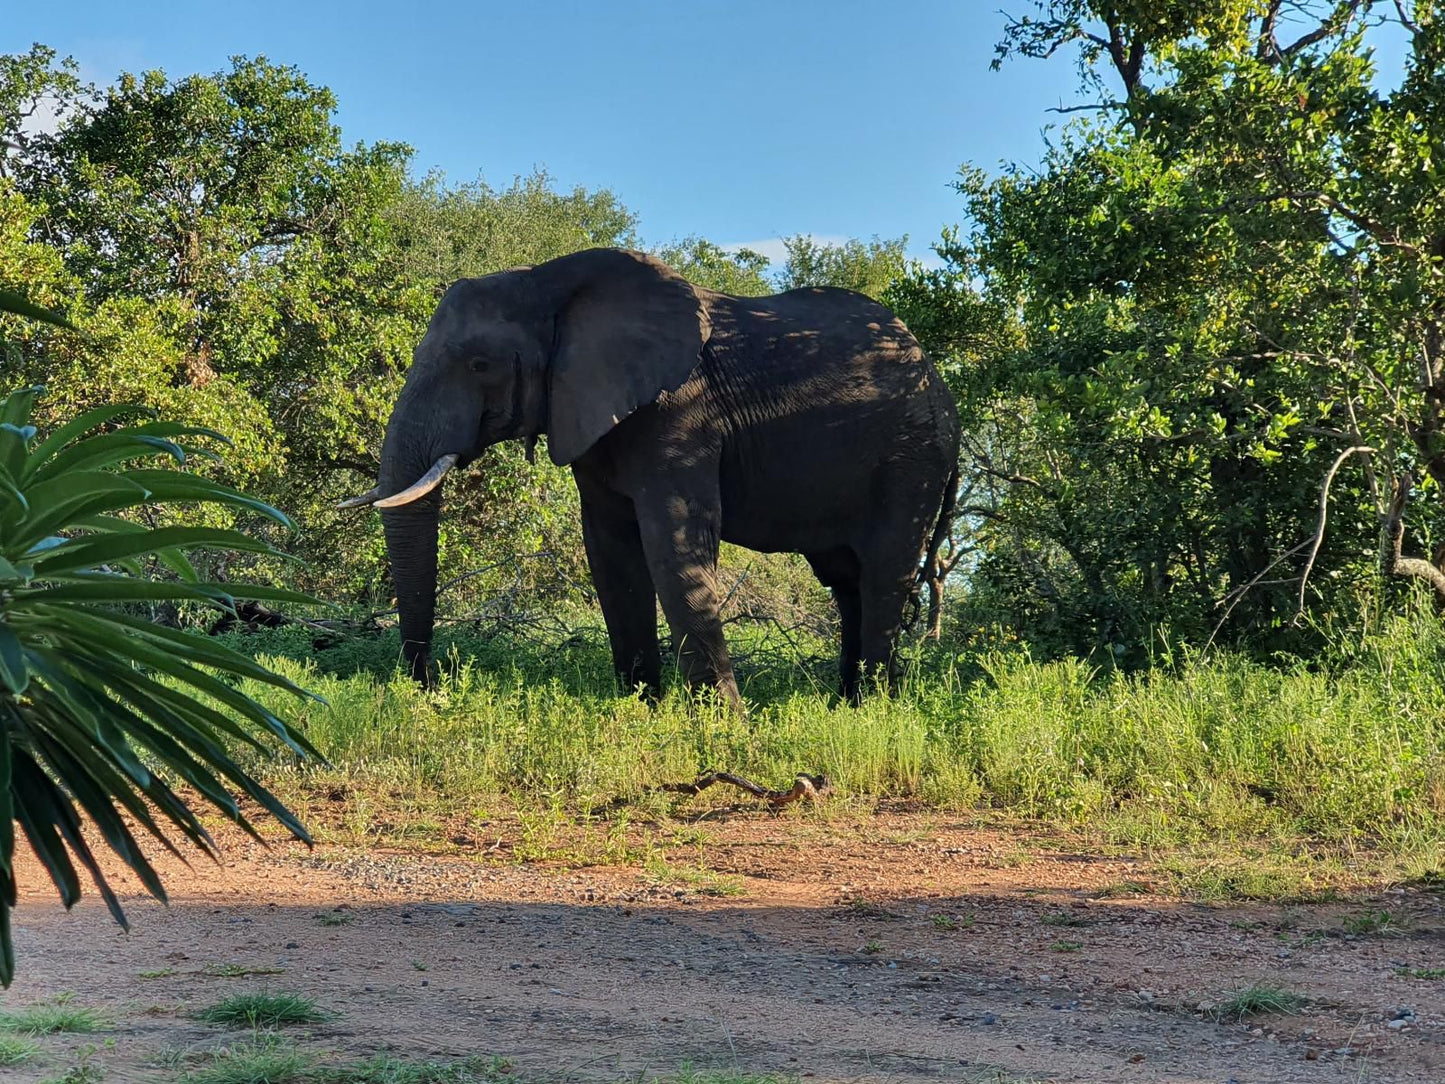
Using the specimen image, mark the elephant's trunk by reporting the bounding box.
[378,393,453,683]
[381,495,441,683]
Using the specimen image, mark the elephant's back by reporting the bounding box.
[697,289,956,553]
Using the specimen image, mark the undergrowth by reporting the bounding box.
[224,610,1445,858]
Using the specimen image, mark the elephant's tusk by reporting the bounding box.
[336,485,383,510]
[373,454,460,508]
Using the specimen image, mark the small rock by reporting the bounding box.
[285,941,299,950]
[1387,1019,1406,1030]
[981,1012,998,1025]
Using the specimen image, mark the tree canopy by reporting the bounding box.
[890,0,1445,659]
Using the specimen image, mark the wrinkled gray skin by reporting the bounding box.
[372,248,959,709]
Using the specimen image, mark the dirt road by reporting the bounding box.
[6,812,1443,1083]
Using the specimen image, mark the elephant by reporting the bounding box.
[341,247,960,709]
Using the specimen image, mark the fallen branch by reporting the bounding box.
[628,771,832,808]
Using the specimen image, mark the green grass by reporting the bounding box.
[182,1040,313,1083]
[139,968,179,979]
[1050,940,1083,952]
[1211,983,1309,1021]
[1341,909,1404,935]
[221,610,1445,862]
[643,854,746,897]
[175,1042,779,1084]
[182,1044,510,1083]
[1397,967,1445,979]
[41,1065,105,1084]
[0,1035,39,1066]
[0,1000,108,1036]
[315,910,355,927]
[1159,846,1354,902]
[194,993,331,1029]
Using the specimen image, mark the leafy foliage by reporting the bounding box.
[892,0,1445,658]
[0,361,318,985]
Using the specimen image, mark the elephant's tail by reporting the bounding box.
[918,459,960,588]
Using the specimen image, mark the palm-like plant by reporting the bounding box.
[1,293,319,986]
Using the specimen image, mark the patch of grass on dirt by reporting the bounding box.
[179,1039,312,1083]
[1397,966,1445,979]
[315,909,355,927]
[842,897,900,920]
[0,1035,38,1066]
[1341,909,1404,935]
[0,998,108,1036]
[139,967,178,979]
[1050,940,1083,952]
[1159,851,1346,903]
[1408,868,1445,892]
[204,963,288,977]
[195,993,331,1029]
[1091,880,1152,899]
[930,912,972,930]
[644,853,746,897]
[179,1044,769,1084]
[43,1064,105,1084]
[1211,983,1308,1021]
[1040,911,1093,927]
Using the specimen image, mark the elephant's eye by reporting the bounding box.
[468,356,487,373]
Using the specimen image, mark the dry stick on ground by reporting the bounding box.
[605,772,832,811]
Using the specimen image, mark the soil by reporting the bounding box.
[5,809,1444,1083]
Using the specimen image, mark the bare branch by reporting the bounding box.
[1277,0,1366,59]
[1257,0,1286,60]
[1046,101,1125,115]
[1393,0,1421,35]
[1207,539,1314,651]
[1296,445,1375,619]
[1382,473,1445,602]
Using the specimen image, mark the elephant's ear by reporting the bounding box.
[543,249,710,466]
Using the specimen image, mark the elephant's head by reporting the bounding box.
[339,248,710,681]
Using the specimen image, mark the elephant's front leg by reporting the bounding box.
[579,491,661,699]
[634,490,742,713]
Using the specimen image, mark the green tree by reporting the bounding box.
[652,237,773,295]
[776,234,908,299]
[911,0,1445,657]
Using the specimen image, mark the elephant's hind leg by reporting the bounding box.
[805,547,862,703]
[580,491,661,700]
[856,475,942,695]
[634,489,741,713]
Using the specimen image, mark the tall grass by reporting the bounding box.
[229,612,1445,845]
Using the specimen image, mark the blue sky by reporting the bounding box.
[7,4,1106,263]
